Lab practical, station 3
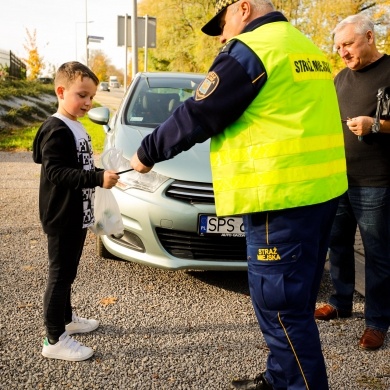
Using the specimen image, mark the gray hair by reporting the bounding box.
[231,0,275,13]
[250,0,275,12]
[332,14,375,36]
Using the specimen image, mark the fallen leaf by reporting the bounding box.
[100,296,118,307]
[18,303,34,308]
[22,265,36,271]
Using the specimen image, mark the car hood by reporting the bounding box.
[113,123,212,183]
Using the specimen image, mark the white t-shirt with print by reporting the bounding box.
[53,113,96,229]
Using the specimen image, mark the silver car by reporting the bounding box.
[88,72,247,270]
[98,82,110,91]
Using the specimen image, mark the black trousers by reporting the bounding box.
[44,228,87,340]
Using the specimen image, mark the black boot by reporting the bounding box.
[231,372,273,390]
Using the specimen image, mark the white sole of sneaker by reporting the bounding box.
[41,349,94,362]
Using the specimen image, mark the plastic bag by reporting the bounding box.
[100,147,131,172]
[90,187,124,237]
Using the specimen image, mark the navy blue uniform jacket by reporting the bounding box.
[137,12,287,167]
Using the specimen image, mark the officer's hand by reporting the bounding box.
[130,153,153,173]
[102,170,119,189]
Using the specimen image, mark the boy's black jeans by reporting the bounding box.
[44,228,88,341]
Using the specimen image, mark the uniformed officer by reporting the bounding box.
[130,1,348,389]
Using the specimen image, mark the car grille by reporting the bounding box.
[165,180,214,204]
[156,227,247,261]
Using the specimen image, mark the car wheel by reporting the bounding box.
[96,236,118,259]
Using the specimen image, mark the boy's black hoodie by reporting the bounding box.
[33,116,104,234]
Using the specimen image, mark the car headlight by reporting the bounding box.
[117,170,169,192]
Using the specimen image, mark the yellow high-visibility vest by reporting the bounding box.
[210,21,347,216]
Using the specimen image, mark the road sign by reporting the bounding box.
[117,16,156,48]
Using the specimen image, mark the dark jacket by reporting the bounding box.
[137,11,286,167]
[33,116,104,234]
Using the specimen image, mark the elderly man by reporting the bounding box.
[131,1,347,388]
[315,14,390,352]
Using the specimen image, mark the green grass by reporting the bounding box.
[82,115,106,154]
[0,114,106,153]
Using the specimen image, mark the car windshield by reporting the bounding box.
[124,75,202,128]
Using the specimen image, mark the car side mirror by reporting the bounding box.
[88,107,111,133]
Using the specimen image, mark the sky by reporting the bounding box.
[0,0,140,74]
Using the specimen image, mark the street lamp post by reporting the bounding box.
[85,0,88,65]
[75,21,94,64]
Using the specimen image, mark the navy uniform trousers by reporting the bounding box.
[243,197,339,390]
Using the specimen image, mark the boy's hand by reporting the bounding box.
[102,170,119,189]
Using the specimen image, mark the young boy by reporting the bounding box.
[33,61,119,361]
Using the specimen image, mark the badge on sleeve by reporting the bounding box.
[195,71,220,101]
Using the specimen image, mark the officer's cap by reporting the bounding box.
[201,0,240,36]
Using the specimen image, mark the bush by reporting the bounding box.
[0,79,55,100]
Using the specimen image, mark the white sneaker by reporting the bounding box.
[42,332,94,361]
[65,314,99,335]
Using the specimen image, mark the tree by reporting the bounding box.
[89,50,111,82]
[137,0,390,75]
[23,28,45,80]
[138,0,217,73]
[89,50,124,84]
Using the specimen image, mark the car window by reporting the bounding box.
[125,76,202,128]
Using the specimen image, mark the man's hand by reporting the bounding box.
[130,153,153,173]
[102,170,119,189]
[346,116,374,137]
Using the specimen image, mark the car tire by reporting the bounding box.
[96,236,118,259]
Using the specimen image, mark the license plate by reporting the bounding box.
[198,215,245,237]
